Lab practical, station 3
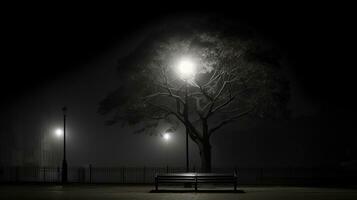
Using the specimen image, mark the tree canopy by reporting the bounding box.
[98,16,290,170]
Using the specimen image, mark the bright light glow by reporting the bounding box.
[55,128,63,137]
[177,58,196,80]
[163,133,171,141]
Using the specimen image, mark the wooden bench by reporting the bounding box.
[155,172,238,191]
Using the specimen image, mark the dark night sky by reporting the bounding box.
[1,4,356,167]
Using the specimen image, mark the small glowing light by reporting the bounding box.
[177,58,196,79]
[55,128,63,137]
[163,133,170,141]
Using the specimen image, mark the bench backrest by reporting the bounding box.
[156,172,237,179]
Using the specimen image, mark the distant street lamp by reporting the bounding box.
[61,106,68,184]
[55,128,63,137]
[176,57,196,172]
[163,132,171,141]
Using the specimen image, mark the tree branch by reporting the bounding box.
[143,92,184,105]
[210,95,235,114]
[209,108,253,136]
[147,101,202,141]
[147,101,183,121]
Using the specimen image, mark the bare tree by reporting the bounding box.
[98,19,290,172]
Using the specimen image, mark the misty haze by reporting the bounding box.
[1,5,356,200]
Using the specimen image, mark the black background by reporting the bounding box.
[2,3,355,110]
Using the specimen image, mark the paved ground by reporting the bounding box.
[0,184,357,200]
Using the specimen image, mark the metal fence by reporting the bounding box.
[0,166,356,185]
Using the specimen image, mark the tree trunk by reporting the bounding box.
[199,140,212,172]
[198,118,212,172]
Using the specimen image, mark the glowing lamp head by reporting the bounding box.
[55,128,63,137]
[177,58,196,80]
[163,133,171,141]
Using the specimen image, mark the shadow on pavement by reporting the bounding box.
[150,189,245,193]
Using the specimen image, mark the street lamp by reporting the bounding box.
[163,132,171,141]
[55,128,63,137]
[177,58,196,80]
[61,106,68,184]
[176,57,196,172]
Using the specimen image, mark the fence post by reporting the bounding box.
[122,167,125,183]
[15,166,19,183]
[43,167,46,183]
[143,166,146,184]
[78,168,80,183]
[89,164,92,184]
[57,167,60,183]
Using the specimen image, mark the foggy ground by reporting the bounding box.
[0,185,357,200]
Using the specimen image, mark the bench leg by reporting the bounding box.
[195,182,197,191]
[234,182,237,191]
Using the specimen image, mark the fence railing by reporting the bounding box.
[0,166,356,185]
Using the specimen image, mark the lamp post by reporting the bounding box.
[184,81,189,172]
[163,132,170,171]
[61,106,68,184]
[177,58,196,173]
